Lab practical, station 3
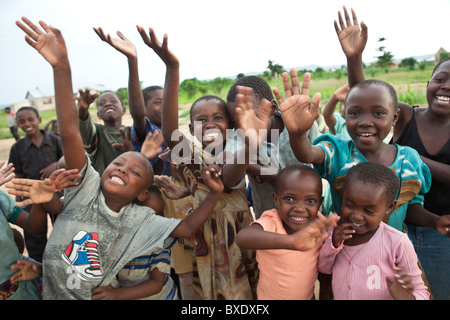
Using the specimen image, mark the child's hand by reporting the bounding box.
[274,69,321,136]
[112,127,134,153]
[291,213,340,251]
[10,259,42,283]
[435,215,450,237]
[141,131,164,160]
[387,267,415,300]
[334,7,367,59]
[0,162,15,187]
[154,176,190,200]
[48,168,81,191]
[331,222,355,248]
[77,88,99,111]
[333,84,350,102]
[234,86,272,148]
[92,284,118,300]
[94,27,137,58]
[16,17,69,68]
[39,162,58,179]
[6,178,56,207]
[201,165,224,195]
[137,26,179,68]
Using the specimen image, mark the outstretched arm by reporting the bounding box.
[322,85,350,134]
[274,69,324,164]
[94,27,147,141]
[137,26,180,150]
[16,17,85,171]
[334,6,367,87]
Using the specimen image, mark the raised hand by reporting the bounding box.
[0,162,15,187]
[94,27,137,58]
[386,267,415,300]
[77,88,100,111]
[141,131,164,160]
[112,127,134,153]
[292,213,340,251]
[201,164,224,195]
[6,178,56,207]
[48,168,81,191]
[136,26,179,67]
[334,6,368,59]
[154,176,190,200]
[234,86,272,148]
[16,17,69,67]
[274,69,321,135]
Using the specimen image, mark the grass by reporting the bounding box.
[1,64,433,140]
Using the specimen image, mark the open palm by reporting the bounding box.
[334,7,367,58]
[94,27,136,58]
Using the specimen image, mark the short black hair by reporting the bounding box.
[16,106,39,118]
[275,164,321,194]
[189,95,228,124]
[96,90,125,107]
[227,75,274,103]
[346,79,398,111]
[432,56,450,76]
[142,86,163,103]
[344,162,399,205]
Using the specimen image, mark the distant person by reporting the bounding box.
[8,106,63,263]
[4,107,20,141]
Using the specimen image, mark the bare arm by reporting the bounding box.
[137,26,180,150]
[323,85,350,134]
[16,18,85,171]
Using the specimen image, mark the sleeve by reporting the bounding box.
[317,230,343,275]
[149,249,172,274]
[0,190,19,223]
[313,134,349,180]
[394,233,430,300]
[251,210,278,233]
[79,113,98,157]
[8,143,22,175]
[131,117,155,151]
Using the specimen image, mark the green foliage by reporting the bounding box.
[399,57,418,70]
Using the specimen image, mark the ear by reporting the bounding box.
[272,192,279,209]
[392,108,400,127]
[38,116,42,124]
[122,106,126,115]
[136,189,149,203]
[385,200,397,216]
[188,123,194,135]
[270,99,278,115]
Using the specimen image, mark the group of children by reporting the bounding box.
[1,6,449,301]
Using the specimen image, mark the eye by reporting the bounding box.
[373,110,386,117]
[306,198,317,205]
[283,196,294,202]
[131,170,141,177]
[215,116,224,121]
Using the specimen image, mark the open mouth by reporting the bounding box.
[289,215,309,224]
[358,132,375,137]
[351,221,366,229]
[435,96,450,105]
[203,130,221,142]
[110,176,124,185]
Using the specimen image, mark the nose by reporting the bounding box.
[357,113,373,127]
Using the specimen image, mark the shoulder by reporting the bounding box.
[394,102,414,135]
[254,209,285,234]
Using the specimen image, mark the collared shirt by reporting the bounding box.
[8,130,63,179]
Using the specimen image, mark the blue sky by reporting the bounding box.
[1,0,449,105]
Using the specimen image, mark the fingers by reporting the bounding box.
[301,72,311,96]
[272,87,284,105]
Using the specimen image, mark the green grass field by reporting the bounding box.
[0,64,433,140]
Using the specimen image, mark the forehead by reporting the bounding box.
[278,171,321,193]
[191,99,227,117]
[98,92,119,101]
[344,178,386,202]
[346,85,394,108]
[433,60,450,75]
[17,109,38,119]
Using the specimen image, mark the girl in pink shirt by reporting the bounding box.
[237,165,339,300]
[318,162,429,300]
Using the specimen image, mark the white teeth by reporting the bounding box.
[110,176,124,185]
[435,96,450,104]
[359,133,374,137]
[290,216,308,222]
[203,132,220,141]
[352,222,365,228]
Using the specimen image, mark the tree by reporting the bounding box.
[180,78,200,98]
[267,60,285,79]
[210,77,228,94]
[375,38,394,69]
[399,57,417,70]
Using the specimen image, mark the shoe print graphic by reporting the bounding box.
[62,230,103,281]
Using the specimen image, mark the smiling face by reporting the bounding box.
[16,109,41,137]
[272,170,323,234]
[97,92,126,125]
[189,98,229,150]
[345,85,398,154]
[144,88,163,127]
[100,152,153,210]
[427,60,450,116]
[341,178,395,244]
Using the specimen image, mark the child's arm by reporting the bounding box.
[386,267,417,300]
[334,7,367,87]
[92,268,166,300]
[406,204,450,237]
[9,259,42,284]
[222,86,272,188]
[154,175,190,200]
[137,27,180,150]
[322,85,350,134]
[140,131,164,161]
[273,69,324,164]
[94,28,147,142]
[16,18,86,171]
[237,212,339,251]
[77,88,99,121]
[170,165,224,238]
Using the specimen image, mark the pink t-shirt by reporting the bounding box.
[252,209,320,300]
[318,222,429,300]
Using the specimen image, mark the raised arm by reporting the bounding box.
[16,17,85,171]
[322,84,350,134]
[274,69,324,164]
[137,27,180,150]
[334,6,367,87]
[94,27,147,141]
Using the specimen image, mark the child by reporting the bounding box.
[8,106,63,263]
[16,17,225,300]
[136,26,268,299]
[236,165,339,300]
[318,162,429,300]
[4,107,20,141]
[335,7,450,299]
